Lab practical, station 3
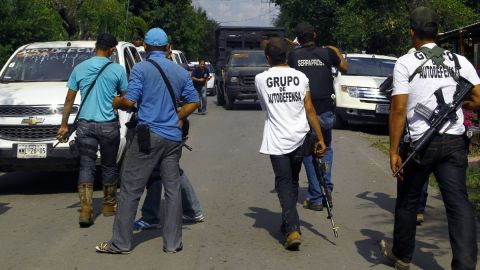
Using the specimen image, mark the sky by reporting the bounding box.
[192,0,280,27]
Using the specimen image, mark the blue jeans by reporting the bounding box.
[303,111,335,204]
[76,120,120,185]
[197,87,207,113]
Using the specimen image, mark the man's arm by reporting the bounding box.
[389,94,408,179]
[56,89,77,142]
[325,45,348,73]
[463,85,480,111]
[304,90,327,157]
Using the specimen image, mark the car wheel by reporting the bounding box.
[217,83,225,106]
[224,89,234,110]
[333,113,346,129]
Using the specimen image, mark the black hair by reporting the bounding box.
[198,59,206,64]
[297,32,315,45]
[265,38,287,65]
[413,22,438,40]
[145,44,167,52]
[95,43,112,51]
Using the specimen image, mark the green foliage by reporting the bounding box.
[0,0,65,66]
[273,0,479,56]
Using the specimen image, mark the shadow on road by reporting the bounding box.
[355,229,445,270]
[0,171,78,195]
[0,171,108,195]
[356,191,396,214]
[0,202,11,215]
[245,206,335,246]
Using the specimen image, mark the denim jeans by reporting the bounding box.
[393,134,477,269]
[141,167,203,224]
[303,111,335,204]
[109,132,182,252]
[76,120,120,185]
[270,146,304,235]
[197,87,207,113]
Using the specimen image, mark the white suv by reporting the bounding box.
[0,41,142,171]
[334,53,397,128]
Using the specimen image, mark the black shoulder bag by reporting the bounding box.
[53,62,113,157]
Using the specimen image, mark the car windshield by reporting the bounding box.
[1,47,118,82]
[345,57,396,77]
[229,52,268,67]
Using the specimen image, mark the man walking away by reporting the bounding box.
[256,38,326,250]
[382,7,480,270]
[288,22,348,211]
[95,27,199,254]
[191,60,211,114]
[56,33,128,227]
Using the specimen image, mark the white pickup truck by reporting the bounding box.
[0,41,142,171]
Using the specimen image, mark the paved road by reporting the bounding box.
[0,99,478,270]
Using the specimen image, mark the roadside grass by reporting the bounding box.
[359,132,480,214]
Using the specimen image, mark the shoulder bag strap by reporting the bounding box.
[74,61,113,122]
[147,59,178,108]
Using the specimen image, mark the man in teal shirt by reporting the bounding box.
[57,33,128,228]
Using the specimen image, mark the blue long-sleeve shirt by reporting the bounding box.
[125,51,199,142]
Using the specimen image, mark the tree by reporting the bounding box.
[0,0,65,65]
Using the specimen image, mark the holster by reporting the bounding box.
[136,124,151,154]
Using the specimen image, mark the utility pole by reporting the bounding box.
[124,0,130,41]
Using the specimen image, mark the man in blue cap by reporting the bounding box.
[96,27,199,254]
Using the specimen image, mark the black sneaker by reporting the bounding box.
[303,200,323,211]
[380,239,410,270]
[163,244,183,254]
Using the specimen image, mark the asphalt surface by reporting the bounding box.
[0,98,479,270]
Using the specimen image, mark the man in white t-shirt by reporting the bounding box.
[381,7,480,270]
[255,38,326,250]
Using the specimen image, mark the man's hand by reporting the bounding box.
[112,96,124,110]
[313,140,327,158]
[390,153,404,180]
[56,125,69,143]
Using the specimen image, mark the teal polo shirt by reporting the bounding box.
[67,56,128,122]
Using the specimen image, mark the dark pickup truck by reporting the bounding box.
[215,26,285,109]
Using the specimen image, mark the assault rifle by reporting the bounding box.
[393,76,474,177]
[311,156,339,238]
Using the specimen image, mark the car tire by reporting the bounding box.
[333,113,347,129]
[224,88,234,110]
[217,83,225,106]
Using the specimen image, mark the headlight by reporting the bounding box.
[341,86,360,98]
[230,76,239,83]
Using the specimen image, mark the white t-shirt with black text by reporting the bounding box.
[392,43,480,141]
[255,66,310,155]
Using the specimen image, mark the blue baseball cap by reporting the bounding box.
[145,28,168,46]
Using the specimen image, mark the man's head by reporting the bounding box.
[198,59,206,70]
[95,33,118,57]
[264,37,288,66]
[132,36,143,47]
[295,22,316,45]
[144,27,170,53]
[410,7,439,42]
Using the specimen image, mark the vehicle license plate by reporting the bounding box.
[375,104,390,114]
[17,144,47,159]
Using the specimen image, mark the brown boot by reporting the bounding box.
[101,183,117,217]
[78,183,94,227]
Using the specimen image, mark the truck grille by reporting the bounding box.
[358,88,389,104]
[0,125,64,141]
[241,76,255,86]
[0,105,78,116]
